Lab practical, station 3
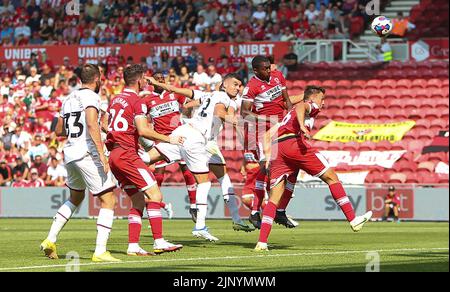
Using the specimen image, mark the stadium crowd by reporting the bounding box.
[1,0,372,46]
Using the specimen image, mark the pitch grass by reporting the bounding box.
[0,219,448,272]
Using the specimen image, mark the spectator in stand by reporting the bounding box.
[252,4,267,22]
[216,56,234,77]
[391,12,416,38]
[28,167,45,187]
[305,2,320,23]
[207,65,222,91]
[146,47,161,69]
[31,155,47,181]
[27,134,49,161]
[14,18,31,40]
[13,156,29,179]
[195,15,210,36]
[192,64,210,91]
[45,157,66,187]
[0,158,12,186]
[79,30,96,45]
[383,186,401,222]
[179,65,191,87]
[198,2,218,27]
[11,126,32,150]
[283,45,299,72]
[280,26,296,42]
[11,171,28,187]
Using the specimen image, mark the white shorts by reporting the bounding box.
[65,153,116,196]
[155,124,210,174]
[206,140,226,165]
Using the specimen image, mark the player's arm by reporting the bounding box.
[183,98,201,109]
[146,77,194,99]
[86,107,110,173]
[240,100,272,123]
[134,116,184,145]
[55,117,67,137]
[282,88,293,111]
[262,123,280,169]
[100,111,109,133]
[295,102,312,139]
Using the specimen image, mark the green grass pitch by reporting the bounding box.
[0,219,448,272]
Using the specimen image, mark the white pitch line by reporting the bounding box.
[0,247,448,271]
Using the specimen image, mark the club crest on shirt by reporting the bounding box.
[353,129,372,136]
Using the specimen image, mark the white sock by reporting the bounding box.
[251,210,259,215]
[190,204,197,209]
[218,174,241,223]
[154,238,166,246]
[195,181,211,230]
[47,201,77,243]
[95,208,114,256]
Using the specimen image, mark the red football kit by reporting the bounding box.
[270,101,330,188]
[105,88,157,195]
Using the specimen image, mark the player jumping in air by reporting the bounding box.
[254,86,373,251]
[241,55,297,229]
[40,64,119,262]
[139,72,198,222]
[105,64,184,256]
[140,73,253,241]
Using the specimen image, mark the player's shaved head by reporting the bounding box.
[80,64,100,84]
[252,55,270,70]
[124,64,145,86]
[221,73,242,98]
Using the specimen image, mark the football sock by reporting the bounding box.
[128,208,143,244]
[182,168,197,205]
[258,201,277,244]
[218,174,241,223]
[47,200,77,243]
[95,208,114,256]
[329,182,356,222]
[253,172,267,212]
[195,181,211,230]
[147,202,163,240]
[278,180,295,211]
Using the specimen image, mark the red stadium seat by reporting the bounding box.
[389,173,407,184]
[343,141,359,152]
[418,129,436,140]
[365,80,381,90]
[322,80,337,90]
[411,79,428,89]
[427,79,443,89]
[403,99,419,110]
[405,174,421,184]
[388,99,405,111]
[343,100,358,110]
[394,160,417,172]
[376,140,393,151]
[430,119,448,131]
[359,141,376,151]
[424,109,443,120]
[435,98,450,110]
[351,80,366,89]
[380,79,397,89]
[308,80,322,87]
[390,142,405,151]
[396,79,412,89]
[408,140,425,153]
[417,161,436,172]
[393,109,409,120]
[336,80,352,90]
[414,119,432,130]
[359,100,375,110]
[293,80,306,89]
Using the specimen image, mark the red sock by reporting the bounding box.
[154,172,164,187]
[329,182,356,222]
[182,168,197,205]
[160,201,166,209]
[146,202,163,240]
[128,208,143,244]
[253,171,267,212]
[258,201,277,243]
[278,180,295,210]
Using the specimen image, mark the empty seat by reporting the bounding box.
[380,79,397,89]
[389,173,407,184]
[351,80,366,89]
[365,80,381,90]
[336,80,352,90]
[396,79,412,89]
[322,80,337,89]
[427,78,443,89]
[411,79,428,89]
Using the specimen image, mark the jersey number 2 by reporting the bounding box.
[199,98,211,117]
[64,112,84,138]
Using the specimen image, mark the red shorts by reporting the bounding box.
[109,147,157,196]
[242,166,260,195]
[269,137,329,188]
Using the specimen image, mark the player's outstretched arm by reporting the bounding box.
[240,100,273,123]
[86,107,110,173]
[184,99,201,109]
[135,116,184,145]
[146,76,194,99]
[295,102,312,139]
